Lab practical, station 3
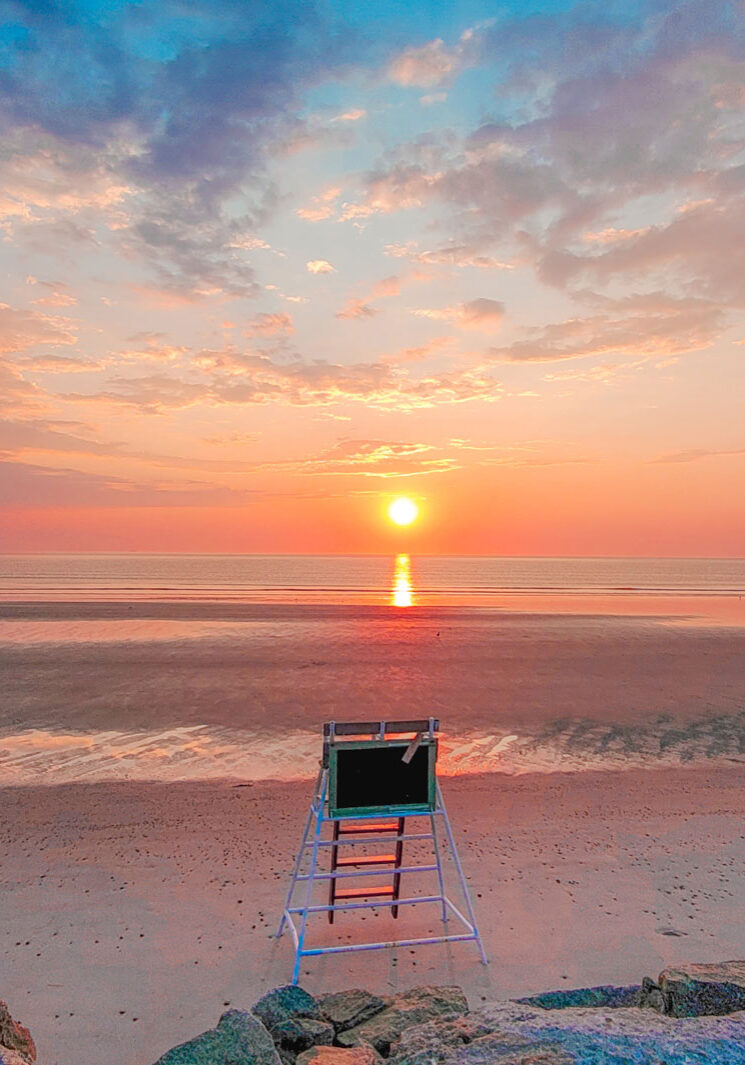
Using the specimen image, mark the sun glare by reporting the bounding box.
[388,497,419,526]
[391,554,414,607]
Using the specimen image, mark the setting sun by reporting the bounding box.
[388,497,419,526]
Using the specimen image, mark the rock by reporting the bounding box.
[0,1003,35,1065]
[0,1051,34,1065]
[0,1046,32,1065]
[337,986,469,1055]
[272,1017,336,1055]
[297,1045,382,1065]
[319,990,387,1033]
[254,986,322,1032]
[638,978,669,1014]
[516,986,642,1010]
[394,1031,571,1065]
[462,1000,745,1064]
[153,1009,283,1065]
[390,1015,495,1060]
[658,961,745,1017]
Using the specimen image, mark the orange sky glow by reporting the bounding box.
[2,2,744,555]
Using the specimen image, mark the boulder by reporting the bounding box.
[657,961,745,1017]
[516,986,643,1011]
[389,1015,536,1065]
[297,1045,382,1065]
[337,987,469,1055]
[319,990,387,1033]
[254,986,321,1032]
[462,1000,745,1064]
[0,1051,34,1065]
[272,1017,336,1056]
[0,1004,35,1065]
[394,1031,571,1065]
[153,1009,283,1065]
[638,976,669,1013]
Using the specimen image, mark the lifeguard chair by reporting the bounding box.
[276,718,487,983]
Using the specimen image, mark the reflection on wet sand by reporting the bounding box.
[391,553,414,607]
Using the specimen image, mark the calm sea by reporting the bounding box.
[1,554,744,785]
[1,553,744,602]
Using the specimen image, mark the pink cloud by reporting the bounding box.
[489,296,723,363]
[68,348,502,413]
[296,185,343,222]
[386,242,512,270]
[414,298,504,332]
[306,259,336,274]
[335,275,404,320]
[246,312,295,336]
[0,304,78,354]
[268,439,459,478]
[336,299,378,320]
[332,109,366,123]
[388,32,476,88]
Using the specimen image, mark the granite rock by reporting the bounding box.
[397,1031,571,1065]
[254,986,322,1032]
[297,1044,382,1065]
[319,990,387,1033]
[638,977,669,1014]
[389,1014,496,1061]
[153,1008,283,1065]
[389,1016,571,1065]
[0,1051,34,1065]
[272,1017,336,1055]
[657,961,745,1018]
[464,1000,745,1064]
[0,1004,35,1065]
[516,986,643,1011]
[337,986,469,1055]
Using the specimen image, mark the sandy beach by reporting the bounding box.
[3,767,745,1065]
[3,585,745,1064]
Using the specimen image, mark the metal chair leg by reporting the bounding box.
[391,816,405,918]
[328,820,340,924]
[437,782,488,965]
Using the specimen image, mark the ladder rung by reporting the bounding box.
[337,854,396,867]
[296,863,437,883]
[289,893,442,914]
[315,833,433,848]
[336,885,395,899]
[338,822,399,834]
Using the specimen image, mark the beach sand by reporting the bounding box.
[2,598,745,783]
[3,767,745,1065]
[2,597,745,1064]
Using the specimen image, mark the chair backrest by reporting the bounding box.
[324,718,439,818]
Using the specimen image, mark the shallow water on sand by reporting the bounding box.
[1,574,745,784]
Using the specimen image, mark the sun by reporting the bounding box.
[388,497,419,526]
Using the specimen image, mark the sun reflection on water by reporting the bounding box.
[391,553,415,607]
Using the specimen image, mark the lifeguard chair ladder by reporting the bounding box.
[276,719,487,984]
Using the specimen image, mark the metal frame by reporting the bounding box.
[276,725,488,984]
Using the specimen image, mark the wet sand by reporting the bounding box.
[3,768,745,1065]
[2,598,745,783]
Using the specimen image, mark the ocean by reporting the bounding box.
[2,553,745,601]
[1,554,744,785]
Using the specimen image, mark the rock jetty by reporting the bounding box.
[151,964,745,1065]
[6,962,745,1063]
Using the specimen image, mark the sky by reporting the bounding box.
[1,0,744,555]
